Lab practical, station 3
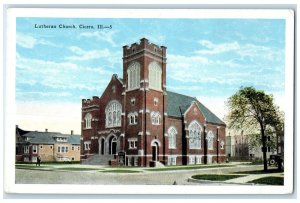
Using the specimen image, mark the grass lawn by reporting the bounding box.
[145,164,232,171]
[101,169,142,173]
[16,164,52,169]
[235,169,284,174]
[56,167,103,171]
[191,174,246,181]
[248,176,284,185]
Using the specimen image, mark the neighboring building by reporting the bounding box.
[225,134,235,158]
[16,126,81,163]
[226,129,282,161]
[249,136,278,160]
[234,131,250,158]
[81,38,226,167]
[225,130,251,160]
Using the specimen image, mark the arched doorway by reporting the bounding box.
[151,141,159,161]
[109,136,117,155]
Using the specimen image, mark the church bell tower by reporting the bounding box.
[122,38,167,166]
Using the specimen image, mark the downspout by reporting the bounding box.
[204,124,207,164]
[179,107,187,165]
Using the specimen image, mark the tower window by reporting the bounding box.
[105,100,122,128]
[84,141,91,150]
[128,138,138,149]
[128,112,138,125]
[84,113,92,129]
[151,111,161,125]
[149,61,162,91]
[127,61,140,91]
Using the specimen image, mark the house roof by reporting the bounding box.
[166,91,226,126]
[16,127,81,145]
[25,132,57,144]
[68,134,81,145]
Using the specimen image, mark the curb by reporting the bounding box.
[187,178,255,185]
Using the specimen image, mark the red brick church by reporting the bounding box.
[81,38,226,167]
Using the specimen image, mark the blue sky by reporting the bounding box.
[16,17,286,133]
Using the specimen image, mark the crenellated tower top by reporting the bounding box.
[123,38,166,61]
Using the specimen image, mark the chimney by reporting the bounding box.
[45,129,48,132]
[71,130,73,135]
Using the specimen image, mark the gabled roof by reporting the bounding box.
[166,91,226,126]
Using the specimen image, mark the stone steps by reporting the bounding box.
[82,154,114,165]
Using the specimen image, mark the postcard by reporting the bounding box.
[4,8,294,194]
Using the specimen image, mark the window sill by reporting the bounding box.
[126,87,140,92]
[149,88,163,92]
[83,128,92,130]
[189,147,202,150]
[105,125,121,129]
[169,147,177,150]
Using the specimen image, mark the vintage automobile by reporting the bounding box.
[269,154,284,169]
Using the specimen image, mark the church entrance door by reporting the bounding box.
[109,136,117,155]
[152,142,159,161]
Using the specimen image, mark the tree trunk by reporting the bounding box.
[261,124,268,172]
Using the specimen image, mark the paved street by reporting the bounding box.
[15,164,281,185]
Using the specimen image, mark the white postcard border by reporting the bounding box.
[4,8,295,194]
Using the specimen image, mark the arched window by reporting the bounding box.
[128,112,138,125]
[188,120,202,149]
[168,127,177,149]
[149,61,162,90]
[150,111,161,125]
[127,61,140,90]
[84,113,92,129]
[105,100,122,128]
[207,131,214,150]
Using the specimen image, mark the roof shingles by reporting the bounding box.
[21,131,81,145]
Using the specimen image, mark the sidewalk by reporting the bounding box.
[224,172,283,184]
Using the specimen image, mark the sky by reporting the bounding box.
[16,18,286,134]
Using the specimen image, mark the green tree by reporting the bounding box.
[226,87,283,171]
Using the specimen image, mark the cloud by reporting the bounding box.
[196,40,240,55]
[17,91,72,97]
[16,53,114,97]
[16,33,59,49]
[167,39,284,93]
[16,33,37,49]
[65,46,112,61]
[79,30,118,46]
[196,39,283,61]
